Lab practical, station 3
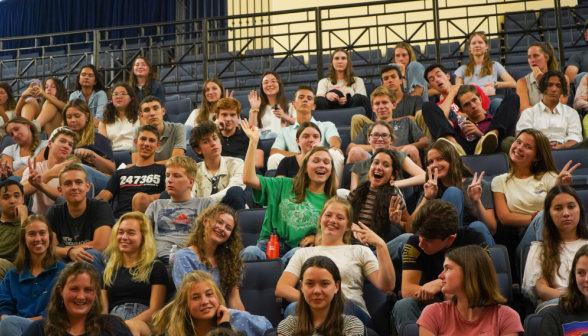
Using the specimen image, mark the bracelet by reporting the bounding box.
[424,196,431,201]
[250,109,259,113]
[66,247,74,259]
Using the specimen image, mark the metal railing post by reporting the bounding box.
[433,0,441,63]
[553,0,565,68]
[203,18,209,82]
[93,30,99,69]
[316,7,324,80]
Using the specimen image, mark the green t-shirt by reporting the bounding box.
[0,218,22,262]
[253,176,327,248]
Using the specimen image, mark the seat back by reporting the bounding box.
[399,322,419,336]
[524,313,544,336]
[266,169,277,177]
[341,163,354,190]
[262,328,277,336]
[113,150,132,167]
[241,259,284,327]
[165,97,192,115]
[461,152,509,182]
[313,106,365,128]
[519,243,532,284]
[489,245,513,305]
[237,208,267,248]
[552,148,588,176]
[259,138,276,168]
[363,280,390,336]
[0,135,16,154]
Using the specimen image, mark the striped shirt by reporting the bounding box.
[277,315,365,336]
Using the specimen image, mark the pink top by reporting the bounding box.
[417,301,523,336]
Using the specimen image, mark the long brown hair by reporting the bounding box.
[13,214,59,274]
[4,116,41,156]
[291,147,338,204]
[295,256,346,336]
[151,271,227,336]
[196,78,226,124]
[530,42,560,71]
[45,262,127,336]
[540,186,588,287]
[62,99,95,147]
[327,48,356,86]
[185,204,244,296]
[464,32,494,78]
[0,82,16,111]
[559,245,588,313]
[102,82,140,125]
[507,129,558,182]
[425,140,476,220]
[446,245,506,308]
[128,56,154,96]
[44,78,68,103]
[258,71,289,128]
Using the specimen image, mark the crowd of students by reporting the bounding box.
[0,31,588,335]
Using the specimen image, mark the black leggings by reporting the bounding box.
[315,89,372,117]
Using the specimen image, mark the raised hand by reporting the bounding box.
[351,221,385,247]
[467,172,485,203]
[216,305,231,325]
[225,89,234,99]
[27,157,42,188]
[0,161,13,180]
[389,196,403,225]
[557,160,581,186]
[241,118,261,142]
[424,166,439,200]
[248,90,261,110]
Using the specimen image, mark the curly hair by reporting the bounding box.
[0,82,16,111]
[5,116,41,157]
[349,148,402,239]
[327,48,356,87]
[128,57,155,97]
[538,69,569,97]
[189,120,220,159]
[102,82,139,125]
[185,204,244,296]
[45,262,128,336]
[540,186,588,288]
[75,64,105,92]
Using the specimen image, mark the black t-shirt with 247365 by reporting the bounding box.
[46,198,115,246]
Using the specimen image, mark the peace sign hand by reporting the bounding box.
[557,160,581,186]
[27,157,42,189]
[467,172,485,203]
[0,161,13,180]
[225,89,234,99]
[424,166,439,200]
[351,221,385,248]
[389,196,403,225]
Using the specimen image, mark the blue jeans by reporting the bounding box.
[442,186,495,245]
[65,248,106,274]
[110,303,149,320]
[185,125,193,141]
[517,211,545,260]
[285,300,373,328]
[239,239,300,265]
[80,164,109,194]
[393,298,427,332]
[0,315,33,335]
[487,97,503,117]
[575,72,587,91]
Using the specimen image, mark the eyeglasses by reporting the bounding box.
[370,133,391,139]
[112,92,129,97]
[210,176,220,195]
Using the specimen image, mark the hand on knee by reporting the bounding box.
[132,192,154,213]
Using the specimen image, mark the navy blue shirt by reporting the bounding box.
[78,133,115,169]
[0,262,66,318]
[22,315,133,336]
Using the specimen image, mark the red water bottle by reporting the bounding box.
[266,229,279,259]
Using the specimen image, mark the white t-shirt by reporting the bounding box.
[454,62,507,87]
[285,245,379,314]
[258,103,296,133]
[185,108,214,127]
[316,77,367,97]
[1,140,49,171]
[522,239,588,306]
[491,172,558,216]
[22,161,59,215]
[104,116,140,151]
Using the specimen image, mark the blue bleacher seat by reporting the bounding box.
[237,208,266,248]
[552,148,588,186]
[240,259,284,327]
[113,150,132,168]
[524,314,543,336]
[399,322,418,336]
[265,169,277,177]
[341,163,353,190]
[313,107,365,132]
[0,135,16,154]
[165,97,192,116]
[489,244,514,305]
[185,146,201,162]
[363,279,391,336]
[259,138,276,168]
[461,153,509,182]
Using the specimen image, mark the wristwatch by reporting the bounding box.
[494,81,497,88]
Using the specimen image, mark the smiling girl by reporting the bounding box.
[276,122,322,178]
[2,117,48,179]
[240,119,337,262]
[173,204,245,310]
[99,83,140,151]
[0,215,65,335]
[186,78,229,127]
[128,57,166,106]
[277,256,366,336]
[101,212,168,336]
[522,186,588,312]
[275,197,396,326]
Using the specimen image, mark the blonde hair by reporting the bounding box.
[166,155,198,180]
[370,86,397,105]
[62,99,95,147]
[393,42,417,63]
[151,271,227,336]
[103,212,157,286]
[317,197,353,244]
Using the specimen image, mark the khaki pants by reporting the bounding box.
[350,115,373,140]
[414,111,433,143]
[0,258,14,282]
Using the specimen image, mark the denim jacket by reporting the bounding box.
[0,262,65,318]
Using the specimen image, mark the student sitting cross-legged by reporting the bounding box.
[45,163,115,273]
[96,124,166,218]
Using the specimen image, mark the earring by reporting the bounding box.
[389,179,395,187]
[533,161,538,167]
[366,174,370,182]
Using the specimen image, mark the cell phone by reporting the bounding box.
[31,79,41,87]
[272,104,279,110]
